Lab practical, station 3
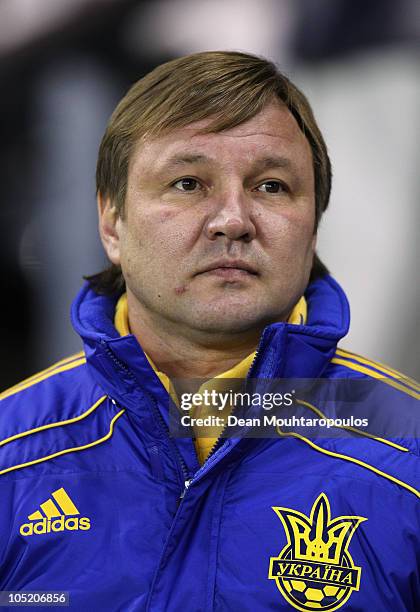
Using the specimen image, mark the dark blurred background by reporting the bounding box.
[1,0,419,390]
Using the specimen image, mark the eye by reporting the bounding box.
[172,177,200,192]
[256,180,286,194]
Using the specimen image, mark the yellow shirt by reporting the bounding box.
[114,293,307,464]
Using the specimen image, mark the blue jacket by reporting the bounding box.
[0,275,418,611]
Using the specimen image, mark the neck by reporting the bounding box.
[126,294,261,379]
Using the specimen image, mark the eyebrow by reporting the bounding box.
[250,156,292,173]
[159,154,210,170]
[159,154,293,173]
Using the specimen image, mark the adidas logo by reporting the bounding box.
[19,487,91,537]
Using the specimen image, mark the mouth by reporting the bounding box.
[196,260,258,278]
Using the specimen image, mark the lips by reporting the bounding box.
[197,260,258,276]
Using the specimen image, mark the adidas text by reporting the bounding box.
[20,516,91,536]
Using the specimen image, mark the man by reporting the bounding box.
[0,51,418,611]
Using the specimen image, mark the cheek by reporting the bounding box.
[123,208,198,268]
[152,207,204,257]
[264,210,315,255]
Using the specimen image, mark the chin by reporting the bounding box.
[188,304,270,335]
[199,319,256,334]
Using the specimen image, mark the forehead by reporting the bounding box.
[130,102,313,173]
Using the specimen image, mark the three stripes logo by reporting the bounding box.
[19,487,91,537]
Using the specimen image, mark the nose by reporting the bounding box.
[204,188,256,242]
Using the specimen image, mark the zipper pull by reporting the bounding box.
[179,479,192,503]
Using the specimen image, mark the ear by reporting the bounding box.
[97,193,122,265]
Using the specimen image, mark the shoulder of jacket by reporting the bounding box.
[0,351,103,448]
[0,351,87,402]
[319,346,420,474]
[0,353,121,478]
[326,346,420,400]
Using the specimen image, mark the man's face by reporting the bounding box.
[101,101,316,339]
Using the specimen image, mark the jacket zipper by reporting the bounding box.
[179,478,192,500]
[180,331,271,499]
[201,329,268,463]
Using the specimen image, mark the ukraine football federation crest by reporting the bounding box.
[268,493,366,611]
